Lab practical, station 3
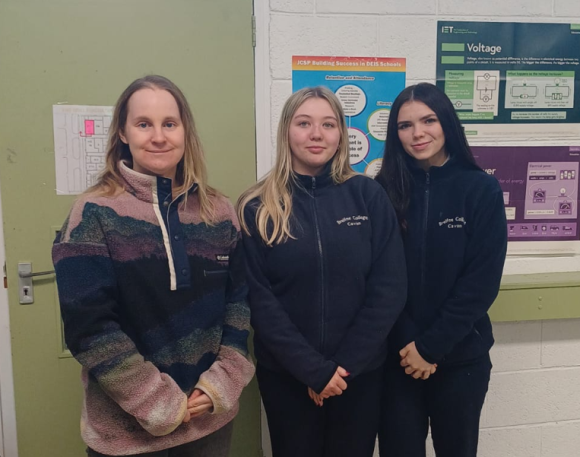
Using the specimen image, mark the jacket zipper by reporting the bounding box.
[311,176,326,353]
[421,172,430,291]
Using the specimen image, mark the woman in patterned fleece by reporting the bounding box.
[52,75,254,457]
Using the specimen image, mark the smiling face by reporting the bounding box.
[119,87,185,181]
[397,100,448,170]
[288,97,341,176]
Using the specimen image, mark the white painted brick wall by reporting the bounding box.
[255,1,580,455]
[438,0,551,17]
[554,1,580,17]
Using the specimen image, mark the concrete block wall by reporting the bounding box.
[254,0,580,455]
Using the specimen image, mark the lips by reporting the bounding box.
[411,141,431,151]
[306,146,325,153]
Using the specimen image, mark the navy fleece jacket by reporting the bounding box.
[242,170,407,393]
[388,158,507,365]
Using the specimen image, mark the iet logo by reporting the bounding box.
[441,26,454,33]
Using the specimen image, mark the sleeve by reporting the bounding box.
[52,201,187,437]
[195,212,256,415]
[415,183,507,363]
[332,186,408,377]
[241,204,337,394]
[386,309,420,353]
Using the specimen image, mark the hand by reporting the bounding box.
[187,388,214,418]
[400,342,437,380]
[308,387,324,407]
[319,366,349,399]
[182,408,191,423]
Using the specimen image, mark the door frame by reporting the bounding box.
[0,183,19,457]
[254,0,272,182]
[253,0,272,455]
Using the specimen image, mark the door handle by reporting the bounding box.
[18,269,55,279]
[17,262,54,304]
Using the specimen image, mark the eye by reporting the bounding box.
[397,123,410,130]
[425,117,438,124]
[297,121,310,127]
[323,122,336,128]
[137,122,148,128]
[165,122,177,128]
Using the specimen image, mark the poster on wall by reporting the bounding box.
[472,146,580,246]
[436,22,580,141]
[292,56,406,177]
[53,105,114,195]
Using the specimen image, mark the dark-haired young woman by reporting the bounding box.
[376,83,507,457]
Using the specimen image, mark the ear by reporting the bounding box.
[119,131,128,144]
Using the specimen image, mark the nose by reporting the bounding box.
[412,125,424,139]
[151,126,166,144]
[310,124,323,139]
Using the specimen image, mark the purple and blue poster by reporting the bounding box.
[472,146,580,241]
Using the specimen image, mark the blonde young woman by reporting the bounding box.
[52,75,254,457]
[238,86,407,457]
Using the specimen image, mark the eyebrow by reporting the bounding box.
[293,114,338,120]
[131,115,180,122]
[397,114,437,124]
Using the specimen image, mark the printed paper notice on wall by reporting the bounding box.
[292,56,406,177]
[437,22,580,140]
[53,105,114,195]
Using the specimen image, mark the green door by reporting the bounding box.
[0,1,260,456]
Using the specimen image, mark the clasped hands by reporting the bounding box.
[399,341,437,380]
[182,388,214,423]
[307,366,349,407]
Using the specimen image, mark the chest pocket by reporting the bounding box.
[202,265,230,295]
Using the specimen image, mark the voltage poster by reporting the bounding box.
[437,22,580,139]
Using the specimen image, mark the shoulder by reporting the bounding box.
[339,174,392,207]
[340,174,386,196]
[240,196,261,218]
[65,193,120,228]
[207,193,240,228]
[451,166,502,198]
[57,194,120,244]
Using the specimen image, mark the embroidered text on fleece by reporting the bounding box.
[52,162,255,456]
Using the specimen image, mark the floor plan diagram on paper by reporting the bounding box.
[53,105,113,195]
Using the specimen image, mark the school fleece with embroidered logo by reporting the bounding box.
[389,157,507,365]
[243,168,407,393]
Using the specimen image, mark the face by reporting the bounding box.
[288,97,341,176]
[119,88,185,181]
[397,101,447,170]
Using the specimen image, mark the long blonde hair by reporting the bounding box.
[88,75,221,224]
[238,86,356,245]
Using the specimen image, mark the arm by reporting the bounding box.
[415,185,507,363]
[388,308,420,352]
[332,187,408,377]
[242,204,337,393]
[52,201,186,436]
[194,217,256,415]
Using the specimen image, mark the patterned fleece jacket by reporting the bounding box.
[52,162,255,456]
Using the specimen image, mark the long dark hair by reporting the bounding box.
[375,83,480,229]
